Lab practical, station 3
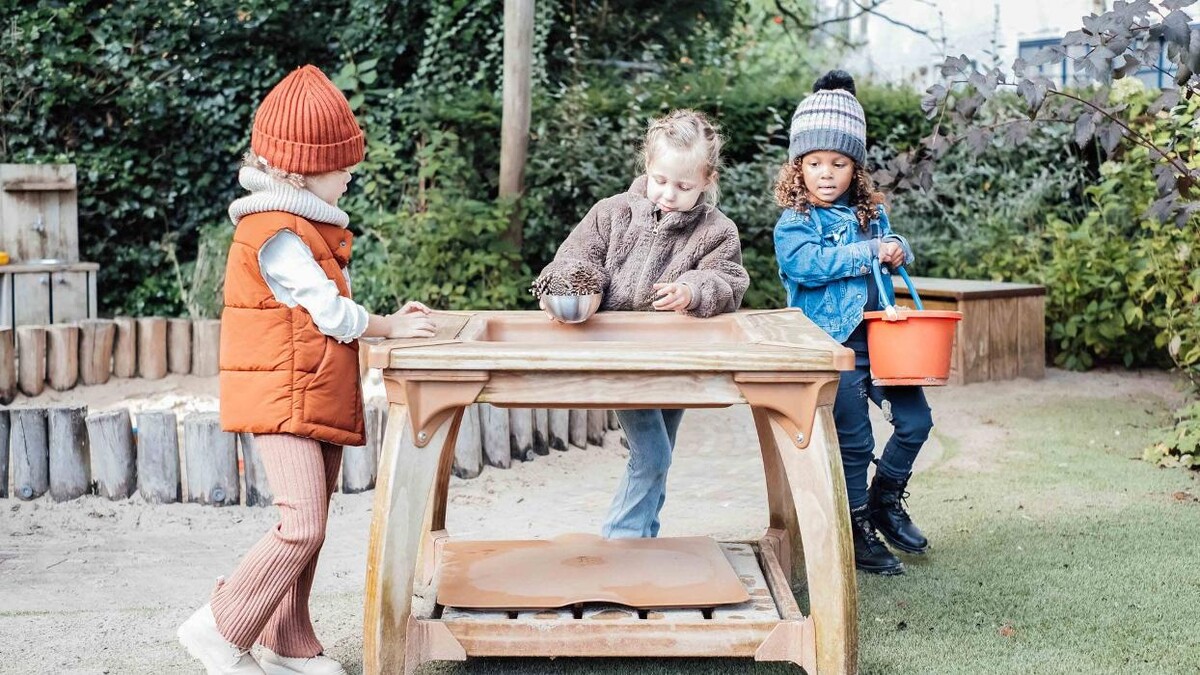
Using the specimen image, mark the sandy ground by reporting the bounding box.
[0,368,1188,674]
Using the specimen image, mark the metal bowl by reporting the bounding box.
[541,293,602,324]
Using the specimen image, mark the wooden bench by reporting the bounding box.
[891,277,1046,385]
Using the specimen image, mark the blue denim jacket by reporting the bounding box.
[774,199,912,343]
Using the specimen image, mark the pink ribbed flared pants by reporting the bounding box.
[209,434,342,657]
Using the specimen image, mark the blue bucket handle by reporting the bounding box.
[871,257,924,311]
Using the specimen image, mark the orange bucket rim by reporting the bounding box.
[863,309,963,321]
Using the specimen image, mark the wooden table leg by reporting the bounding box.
[771,404,858,675]
[752,407,806,590]
[363,403,463,675]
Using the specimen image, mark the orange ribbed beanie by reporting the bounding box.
[251,65,365,175]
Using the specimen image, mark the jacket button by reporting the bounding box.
[339,241,347,247]
[860,265,868,274]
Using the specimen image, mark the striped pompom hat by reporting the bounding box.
[787,70,866,164]
[251,65,365,174]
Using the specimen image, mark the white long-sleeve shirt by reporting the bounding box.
[229,166,370,343]
[258,230,369,343]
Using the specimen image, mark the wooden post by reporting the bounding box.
[0,328,16,404]
[192,319,220,376]
[88,409,136,500]
[509,408,534,462]
[499,0,536,248]
[607,409,620,430]
[568,409,587,449]
[45,323,80,391]
[533,408,549,455]
[48,405,90,501]
[137,317,168,379]
[239,433,273,507]
[0,409,8,498]
[184,413,239,506]
[167,318,192,375]
[452,404,483,479]
[343,403,383,493]
[112,316,137,378]
[16,325,46,396]
[548,409,568,452]
[10,407,49,500]
[136,410,180,504]
[587,409,606,447]
[78,319,115,386]
[480,403,511,470]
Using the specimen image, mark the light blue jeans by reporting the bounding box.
[602,408,685,538]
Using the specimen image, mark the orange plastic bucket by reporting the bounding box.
[864,260,962,386]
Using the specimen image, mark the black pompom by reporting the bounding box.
[812,70,856,95]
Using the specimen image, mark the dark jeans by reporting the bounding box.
[833,366,933,509]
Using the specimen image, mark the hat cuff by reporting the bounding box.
[787,130,866,165]
[252,128,366,175]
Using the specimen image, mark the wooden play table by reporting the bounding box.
[363,309,858,674]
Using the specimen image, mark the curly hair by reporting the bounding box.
[773,158,886,232]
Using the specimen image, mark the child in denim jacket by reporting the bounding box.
[773,70,933,576]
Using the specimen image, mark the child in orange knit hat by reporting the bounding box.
[177,65,433,675]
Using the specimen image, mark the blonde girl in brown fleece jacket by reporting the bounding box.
[535,109,749,538]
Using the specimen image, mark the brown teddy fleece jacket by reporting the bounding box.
[536,176,749,318]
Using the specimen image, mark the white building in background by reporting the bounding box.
[819,0,1180,88]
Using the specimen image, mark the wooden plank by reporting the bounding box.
[112,316,137,378]
[441,606,513,622]
[16,325,46,396]
[892,275,1047,300]
[136,410,180,504]
[0,327,15,403]
[167,318,192,375]
[712,543,780,622]
[568,410,586,449]
[191,319,220,376]
[607,409,620,430]
[0,164,78,262]
[508,408,534,462]
[958,298,991,384]
[48,405,90,501]
[10,407,49,500]
[451,404,482,479]
[1017,294,1046,380]
[88,409,136,500]
[78,319,115,386]
[183,412,239,505]
[45,323,79,391]
[479,403,511,469]
[988,297,1020,381]
[136,317,168,379]
[14,273,50,325]
[50,271,88,322]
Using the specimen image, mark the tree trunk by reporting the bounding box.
[79,319,115,386]
[136,410,180,504]
[48,405,90,501]
[167,318,192,375]
[10,407,49,500]
[112,316,137,378]
[16,325,46,396]
[88,409,136,500]
[45,323,80,391]
[136,317,168,379]
[183,412,239,506]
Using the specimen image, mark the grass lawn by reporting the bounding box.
[417,383,1200,675]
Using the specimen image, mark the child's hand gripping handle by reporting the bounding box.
[871,257,923,321]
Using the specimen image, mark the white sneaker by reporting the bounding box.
[258,646,347,675]
[177,604,265,675]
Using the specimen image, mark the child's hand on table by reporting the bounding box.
[398,301,431,316]
[381,310,436,338]
[652,282,692,312]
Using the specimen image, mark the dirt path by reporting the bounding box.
[0,368,1187,674]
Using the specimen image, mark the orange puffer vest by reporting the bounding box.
[219,211,365,446]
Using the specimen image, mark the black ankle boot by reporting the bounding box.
[850,505,904,575]
[868,472,929,554]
